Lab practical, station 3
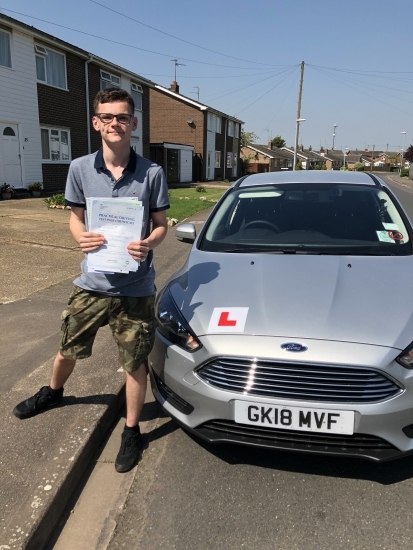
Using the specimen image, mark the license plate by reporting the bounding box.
[234,401,355,435]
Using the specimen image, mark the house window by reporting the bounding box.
[226,152,233,168]
[41,128,71,162]
[131,83,143,111]
[35,45,67,89]
[216,116,222,134]
[228,121,234,137]
[207,113,213,131]
[0,29,12,68]
[100,70,120,90]
[215,151,221,168]
[234,123,239,138]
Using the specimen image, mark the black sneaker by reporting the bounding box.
[115,426,143,473]
[13,386,64,419]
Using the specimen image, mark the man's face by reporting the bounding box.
[92,101,137,146]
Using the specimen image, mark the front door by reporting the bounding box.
[232,152,238,177]
[1,124,22,185]
[166,148,179,183]
[207,151,214,180]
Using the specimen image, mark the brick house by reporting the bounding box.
[0,14,153,193]
[149,82,243,183]
[240,144,293,172]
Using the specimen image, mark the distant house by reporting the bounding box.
[149,81,243,183]
[0,13,153,192]
[240,143,293,172]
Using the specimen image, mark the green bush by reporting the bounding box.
[354,162,364,172]
[44,193,66,207]
[295,161,303,171]
[321,164,327,170]
[401,168,409,177]
[314,164,321,170]
[196,185,206,193]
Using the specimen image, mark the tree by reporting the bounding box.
[241,131,259,148]
[309,145,312,151]
[271,135,286,148]
[241,155,253,176]
[404,145,413,163]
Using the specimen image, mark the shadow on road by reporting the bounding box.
[182,427,413,486]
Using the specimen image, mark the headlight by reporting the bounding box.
[155,287,201,352]
[396,343,413,369]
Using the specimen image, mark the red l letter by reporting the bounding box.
[218,312,237,326]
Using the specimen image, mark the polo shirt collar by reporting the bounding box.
[94,147,137,173]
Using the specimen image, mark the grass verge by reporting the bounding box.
[168,188,226,221]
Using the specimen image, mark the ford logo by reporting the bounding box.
[281,342,308,352]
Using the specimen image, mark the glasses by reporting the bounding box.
[95,113,133,125]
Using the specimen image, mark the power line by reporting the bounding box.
[309,65,413,118]
[235,68,299,116]
[89,0,282,68]
[202,66,298,102]
[0,7,291,71]
[266,67,299,127]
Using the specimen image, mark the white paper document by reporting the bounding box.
[86,198,144,274]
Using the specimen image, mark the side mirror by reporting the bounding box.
[176,223,196,243]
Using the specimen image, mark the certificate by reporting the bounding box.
[86,198,144,274]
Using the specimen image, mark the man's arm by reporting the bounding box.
[127,210,168,262]
[69,206,105,253]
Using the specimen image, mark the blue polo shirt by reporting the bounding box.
[65,148,169,297]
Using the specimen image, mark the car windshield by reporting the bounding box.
[200,183,412,255]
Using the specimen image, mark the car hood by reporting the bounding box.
[168,250,413,350]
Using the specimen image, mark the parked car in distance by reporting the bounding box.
[149,171,413,461]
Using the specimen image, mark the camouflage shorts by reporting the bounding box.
[60,285,156,373]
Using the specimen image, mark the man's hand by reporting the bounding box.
[127,239,150,262]
[78,232,105,253]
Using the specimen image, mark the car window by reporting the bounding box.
[201,183,411,255]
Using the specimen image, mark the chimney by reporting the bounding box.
[301,145,304,152]
[268,141,273,150]
[170,80,179,94]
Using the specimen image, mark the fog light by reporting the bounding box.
[152,370,194,415]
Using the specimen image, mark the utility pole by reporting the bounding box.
[293,61,305,171]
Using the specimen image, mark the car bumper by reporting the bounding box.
[149,331,413,461]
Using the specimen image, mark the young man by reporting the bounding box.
[13,88,169,473]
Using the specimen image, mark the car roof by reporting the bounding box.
[237,171,378,187]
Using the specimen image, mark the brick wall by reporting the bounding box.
[149,88,204,157]
[38,51,87,191]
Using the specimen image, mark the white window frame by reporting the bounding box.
[234,123,239,138]
[40,127,71,163]
[216,116,222,134]
[207,113,213,132]
[215,151,221,168]
[100,69,121,89]
[35,44,68,90]
[228,120,234,137]
[0,28,12,69]
[226,152,233,168]
[131,82,143,111]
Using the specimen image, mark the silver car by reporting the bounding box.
[149,171,413,461]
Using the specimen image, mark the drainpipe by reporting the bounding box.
[85,55,94,154]
[223,118,228,180]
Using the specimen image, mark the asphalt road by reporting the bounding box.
[107,175,413,550]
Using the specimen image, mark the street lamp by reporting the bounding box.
[332,123,338,150]
[400,131,407,174]
[343,147,349,170]
[293,118,306,171]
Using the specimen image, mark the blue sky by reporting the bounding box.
[1,0,412,152]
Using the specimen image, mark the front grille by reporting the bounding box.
[197,420,400,461]
[196,357,402,403]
